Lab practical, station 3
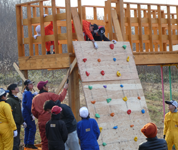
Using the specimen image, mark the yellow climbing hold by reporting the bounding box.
[134,137,138,142]
[127,56,130,62]
[117,71,121,77]
[99,127,103,132]
[123,96,128,102]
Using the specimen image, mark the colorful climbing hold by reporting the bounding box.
[141,109,145,114]
[120,84,124,88]
[130,125,134,128]
[99,127,103,132]
[91,101,96,104]
[102,142,107,146]
[113,126,118,129]
[98,58,101,62]
[117,71,121,77]
[110,44,114,49]
[122,45,127,49]
[88,85,92,90]
[126,56,130,62]
[103,85,107,88]
[95,113,100,118]
[134,137,138,142]
[110,113,115,117]
[127,109,131,115]
[101,70,105,76]
[113,58,116,62]
[123,96,128,102]
[83,58,87,62]
[138,96,141,100]
[86,71,90,76]
[106,98,112,103]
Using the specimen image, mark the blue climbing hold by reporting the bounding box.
[113,126,118,129]
[141,109,145,114]
[103,85,107,88]
[113,58,116,62]
[120,84,124,88]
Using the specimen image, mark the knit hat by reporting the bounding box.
[79,107,89,118]
[51,106,62,115]
[37,80,48,90]
[141,123,157,138]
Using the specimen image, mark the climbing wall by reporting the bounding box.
[73,41,150,150]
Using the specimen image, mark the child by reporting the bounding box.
[22,80,38,149]
[0,88,17,150]
[77,107,100,150]
[46,106,68,150]
[164,100,178,150]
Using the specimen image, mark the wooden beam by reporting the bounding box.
[82,7,86,20]
[176,6,178,46]
[33,7,39,55]
[16,0,49,6]
[107,0,113,40]
[138,4,143,52]
[13,63,26,81]
[51,0,59,54]
[148,5,153,52]
[167,6,173,52]
[158,5,163,52]
[111,9,123,41]
[78,0,82,25]
[94,7,97,20]
[57,9,63,54]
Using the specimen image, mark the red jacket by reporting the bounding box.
[72,20,94,41]
[45,22,54,52]
[31,89,67,124]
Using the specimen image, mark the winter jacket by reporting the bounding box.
[55,100,77,133]
[77,118,100,150]
[6,94,24,125]
[46,113,68,150]
[31,89,67,125]
[72,20,94,41]
[138,136,167,150]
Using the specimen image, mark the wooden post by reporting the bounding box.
[144,10,149,52]
[78,0,83,25]
[16,6,24,57]
[94,7,97,20]
[158,5,163,52]
[148,5,153,52]
[39,1,46,55]
[33,7,39,55]
[138,4,143,52]
[107,0,113,40]
[116,0,124,40]
[153,10,158,52]
[127,4,133,50]
[176,7,178,44]
[167,6,173,52]
[22,70,28,90]
[51,0,59,54]
[57,8,63,53]
[105,1,109,38]
[135,9,139,52]
[162,11,167,51]
[82,7,86,20]
[27,4,33,56]
[66,0,80,121]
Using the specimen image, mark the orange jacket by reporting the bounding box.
[72,20,94,41]
[31,89,67,124]
[45,22,54,52]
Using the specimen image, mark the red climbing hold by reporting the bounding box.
[98,59,101,62]
[130,125,134,128]
[91,101,96,104]
[127,109,131,115]
[138,96,141,100]
[110,113,115,117]
[101,70,105,76]
[86,71,90,76]
[110,44,114,49]
[83,58,87,62]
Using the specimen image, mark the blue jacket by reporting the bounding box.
[77,118,100,150]
[22,90,35,121]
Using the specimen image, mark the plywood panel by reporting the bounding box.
[73,41,150,149]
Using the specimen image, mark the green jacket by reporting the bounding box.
[6,94,24,125]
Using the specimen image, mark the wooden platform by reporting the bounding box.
[74,41,151,149]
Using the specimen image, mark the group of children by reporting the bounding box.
[0,78,178,150]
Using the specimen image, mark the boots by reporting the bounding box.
[26,144,38,149]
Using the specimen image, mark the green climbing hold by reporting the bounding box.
[95,113,100,118]
[106,98,112,103]
[122,45,127,49]
[88,85,93,90]
[102,142,107,146]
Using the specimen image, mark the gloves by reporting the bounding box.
[93,42,98,49]
[13,130,18,137]
[33,91,38,96]
[64,83,69,90]
[163,135,165,139]
[34,35,38,39]
[22,122,27,128]
[32,115,36,121]
[112,40,117,44]
[43,14,48,17]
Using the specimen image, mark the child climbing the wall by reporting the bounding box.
[22,80,38,149]
[164,100,178,150]
[77,107,100,150]
[34,14,59,54]
[46,106,68,150]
